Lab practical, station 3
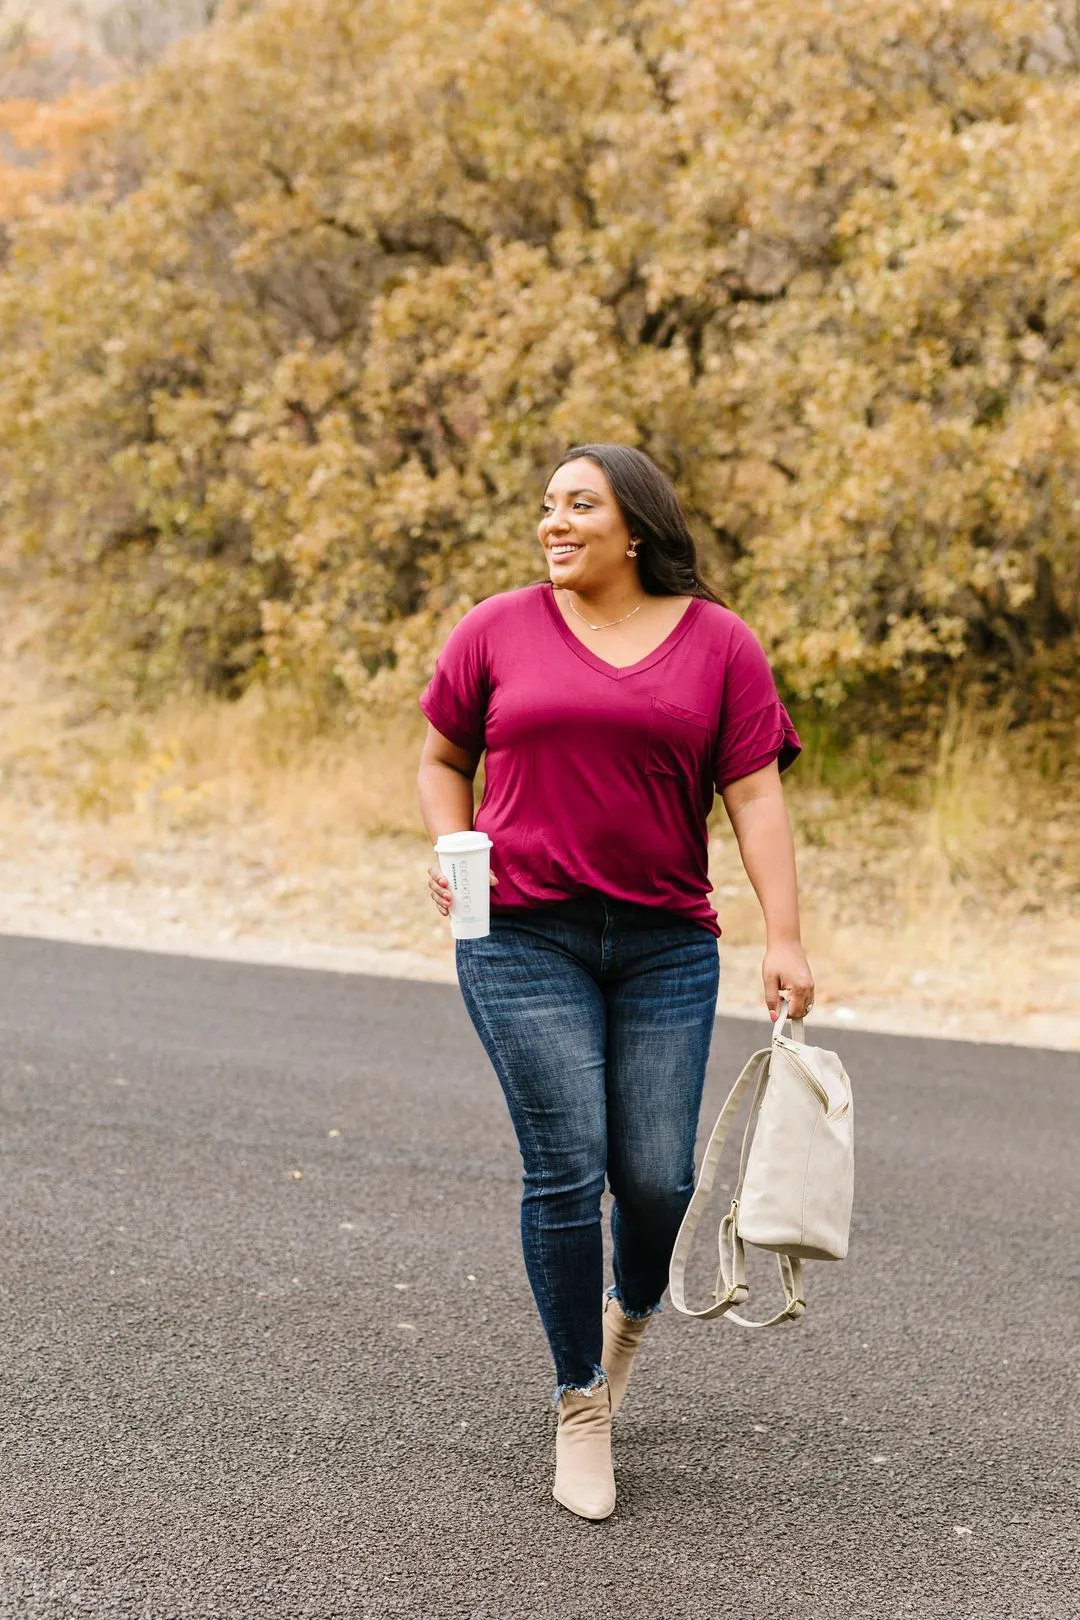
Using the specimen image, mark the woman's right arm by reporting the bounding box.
[417,723,494,916]
[417,723,480,841]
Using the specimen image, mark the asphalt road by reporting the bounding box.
[0,934,1076,1620]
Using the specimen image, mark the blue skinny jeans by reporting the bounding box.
[455,892,719,1398]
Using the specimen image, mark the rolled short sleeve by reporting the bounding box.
[418,609,490,754]
[713,619,801,791]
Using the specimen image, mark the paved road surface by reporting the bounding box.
[0,936,1075,1619]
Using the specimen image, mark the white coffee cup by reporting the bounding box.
[434,831,494,939]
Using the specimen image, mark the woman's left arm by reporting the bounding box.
[721,761,814,1021]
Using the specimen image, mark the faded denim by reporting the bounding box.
[455,893,719,1397]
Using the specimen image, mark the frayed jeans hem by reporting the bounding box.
[605,1285,663,1322]
[552,1366,608,1407]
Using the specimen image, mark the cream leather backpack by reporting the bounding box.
[669,998,854,1328]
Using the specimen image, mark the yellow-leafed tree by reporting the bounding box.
[1,0,1078,715]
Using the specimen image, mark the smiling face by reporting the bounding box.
[537,458,638,589]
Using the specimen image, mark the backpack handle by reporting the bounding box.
[772,994,805,1044]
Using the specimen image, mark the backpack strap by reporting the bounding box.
[669,1041,807,1328]
[669,1046,767,1320]
[720,1229,805,1329]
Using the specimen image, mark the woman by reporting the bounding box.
[416,444,813,1522]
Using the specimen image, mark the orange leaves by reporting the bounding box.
[0,86,118,219]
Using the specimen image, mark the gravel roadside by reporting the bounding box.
[3,810,1078,1052]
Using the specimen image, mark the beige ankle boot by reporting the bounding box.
[552,1381,615,1521]
[601,1294,652,1416]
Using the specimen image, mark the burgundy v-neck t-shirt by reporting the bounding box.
[419,582,800,936]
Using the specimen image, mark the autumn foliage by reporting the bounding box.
[2,0,1079,719]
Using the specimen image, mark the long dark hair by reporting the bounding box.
[547,443,725,605]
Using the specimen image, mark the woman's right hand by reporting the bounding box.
[427,863,499,917]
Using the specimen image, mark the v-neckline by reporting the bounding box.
[541,583,704,681]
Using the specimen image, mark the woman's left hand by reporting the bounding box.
[762,942,815,1022]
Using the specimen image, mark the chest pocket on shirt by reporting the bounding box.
[645,697,712,779]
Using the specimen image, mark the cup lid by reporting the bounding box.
[434,831,493,853]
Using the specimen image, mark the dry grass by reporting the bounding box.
[2,602,1078,1037]
[709,695,1080,1022]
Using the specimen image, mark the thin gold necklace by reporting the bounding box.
[563,591,646,632]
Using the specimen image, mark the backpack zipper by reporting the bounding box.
[774,1038,850,1118]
